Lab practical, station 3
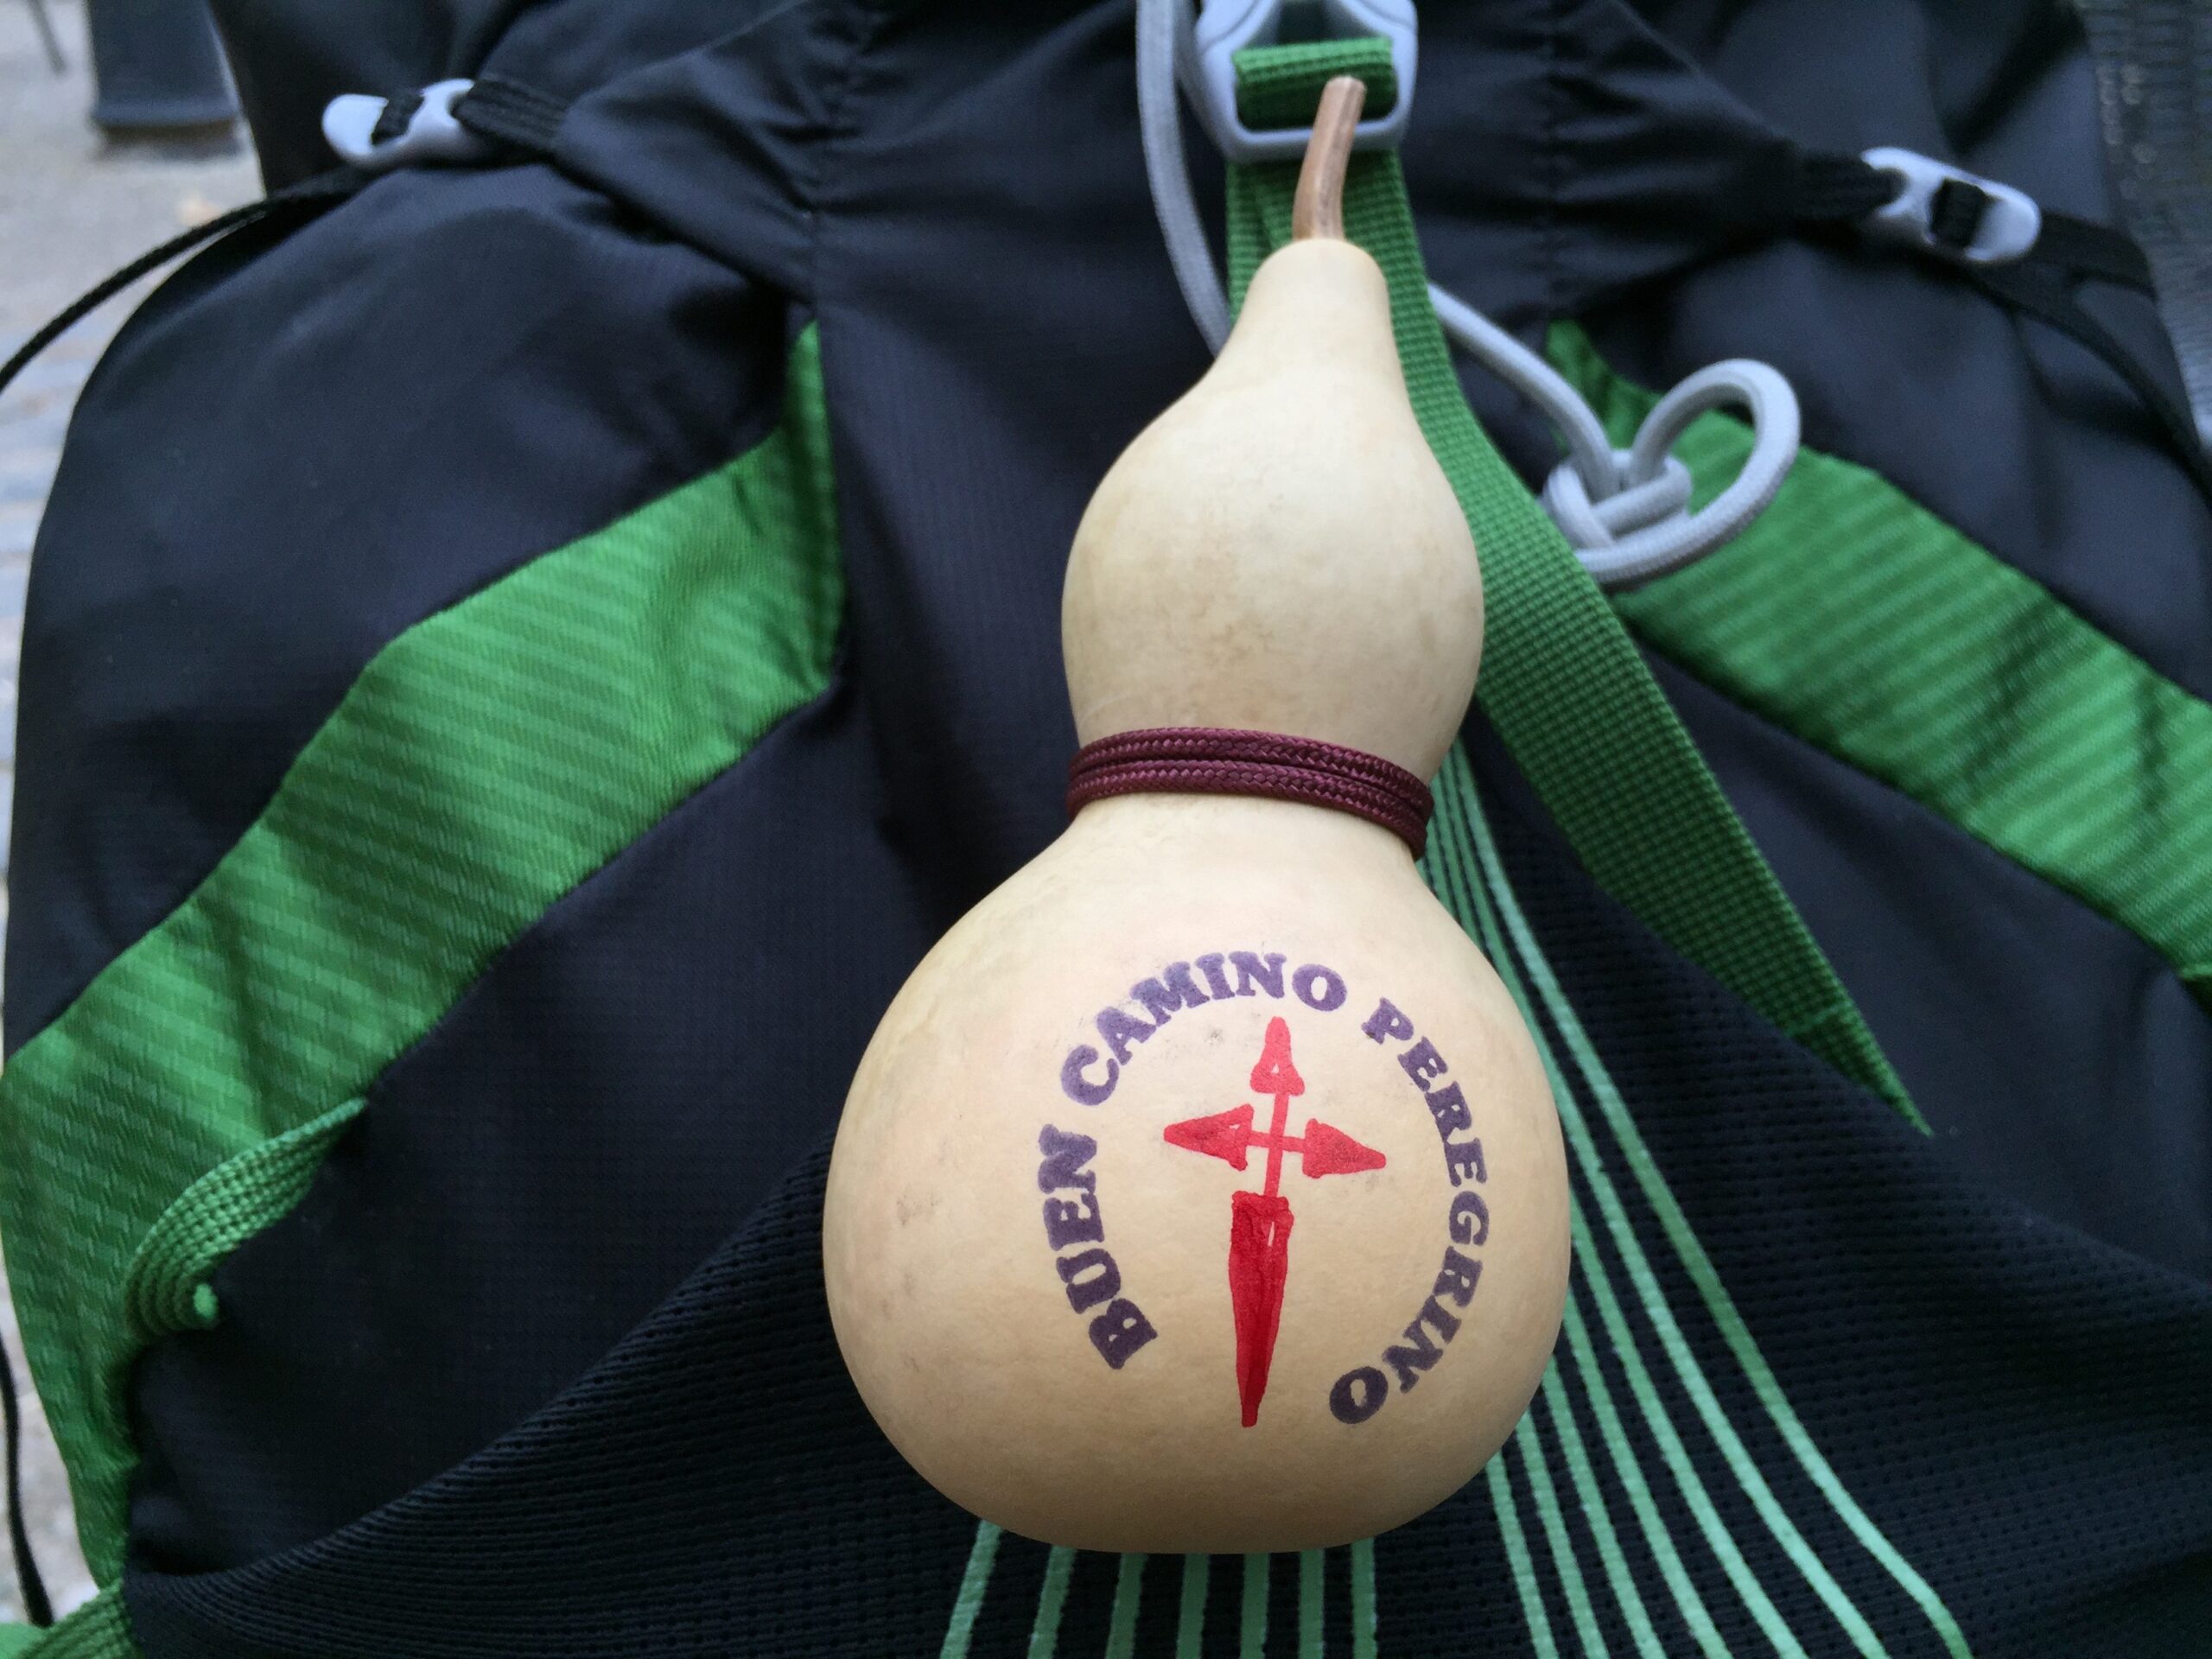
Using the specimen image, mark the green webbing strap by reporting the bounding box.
[0,329,843,1582]
[1549,323,2212,1009]
[122,1099,368,1342]
[0,1588,136,1657]
[1225,41,1914,1122]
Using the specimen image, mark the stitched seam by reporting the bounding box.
[804,0,897,307]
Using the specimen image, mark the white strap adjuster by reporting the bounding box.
[1859,147,2042,265]
[322,80,493,175]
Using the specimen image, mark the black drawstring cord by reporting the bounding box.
[0,170,365,410]
[0,71,569,410]
[1,1331,52,1627]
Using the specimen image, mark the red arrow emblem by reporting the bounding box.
[1162,1103,1255,1170]
[1162,1017,1386,1426]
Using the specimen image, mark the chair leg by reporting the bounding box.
[25,0,67,75]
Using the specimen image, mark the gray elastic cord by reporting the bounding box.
[1427,283,1615,493]
[1134,0,1801,588]
[1140,0,1233,351]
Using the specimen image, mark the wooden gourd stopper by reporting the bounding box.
[823,75,1570,1554]
[1292,75,1364,241]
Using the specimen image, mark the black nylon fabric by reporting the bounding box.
[125,1143,1541,1658]
[125,677,937,1573]
[1649,660,2212,1284]
[1,0,2202,1649]
[6,163,789,1051]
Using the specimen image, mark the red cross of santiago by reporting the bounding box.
[1163,1017,1387,1426]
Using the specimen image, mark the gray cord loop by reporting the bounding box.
[1139,0,1231,350]
[1543,361,1802,588]
[1542,454,1694,552]
[1134,0,1802,587]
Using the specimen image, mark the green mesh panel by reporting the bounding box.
[1548,322,2212,1007]
[0,327,843,1584]
[1224,41,1912,1120]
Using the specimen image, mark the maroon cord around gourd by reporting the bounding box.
[1066,728,1433,855]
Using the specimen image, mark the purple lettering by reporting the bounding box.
[1130,962,1211,1025]
[1361,998,1414,1044]
[1434,1247,1481,1308]
[1096,1006,1155,1065]
[1445,1137,1487,1188]
[1292,963,1347,1012]
[1057,1248,1122,1313]
[1449,1190,1490,1246]
[1415,1294,1463,1343]
[1037,1125,1098,1193]
[1194,953,1236,1001]
[1382,1316,1447,1391]
[1060,1046,1118,1105]
[1090,1299,1158,1369]
[1330,1366,1389,1424]
[1399,1039,1448,1090]
[1042,1190,1105,1250]
[1230,950,1287,999]
[1425,1080,1472,1139]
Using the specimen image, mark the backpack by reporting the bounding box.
[2,1,2207,1653]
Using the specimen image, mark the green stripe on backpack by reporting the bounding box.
[0,327,843,1587]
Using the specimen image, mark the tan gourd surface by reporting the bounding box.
[825,82,1569,1554]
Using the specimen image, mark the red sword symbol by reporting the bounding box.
[1162,1017,1387,1426]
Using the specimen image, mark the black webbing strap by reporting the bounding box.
[1793,150,2155,291]
[2026,207,2155,289]
[1964,256,2212,499]
[1790,149,2205,497]
[454,75,569,156]
[370,89,425,146]
[1792,150,1900,222]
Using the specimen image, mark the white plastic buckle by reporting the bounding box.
[322,79,493,175]
[1859,147,2041,265]
[1179,0,1418,162]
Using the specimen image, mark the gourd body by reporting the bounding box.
[823,235,1571,1552]
[828,792,1567,1551]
